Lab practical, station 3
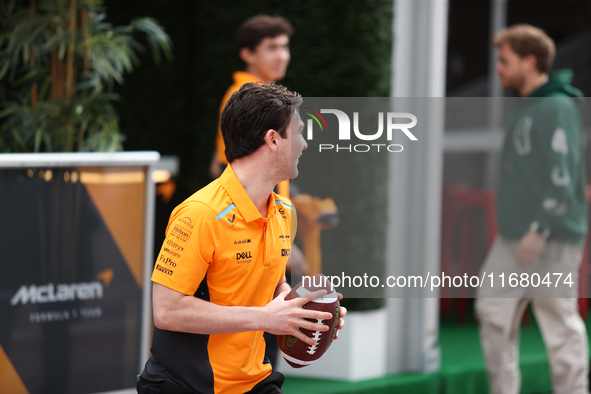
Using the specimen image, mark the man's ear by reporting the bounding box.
[524,54,539,73]
[264,129,280,153]
[239,47,254,66]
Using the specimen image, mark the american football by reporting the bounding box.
[277,273,340,368]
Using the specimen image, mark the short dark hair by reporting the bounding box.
[493,24,555,73]
[220,83,302,163]
[237,15,293,52]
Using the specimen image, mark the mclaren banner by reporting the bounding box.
[0,158,156,394]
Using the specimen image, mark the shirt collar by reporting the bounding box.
[219,164,276,223]
[232,71,262,86]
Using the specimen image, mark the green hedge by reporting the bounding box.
[105,0,393,311]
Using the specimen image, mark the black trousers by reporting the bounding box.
[137,371,284,394]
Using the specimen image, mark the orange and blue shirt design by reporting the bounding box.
[149,165,296,394]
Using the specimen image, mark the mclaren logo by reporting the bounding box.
[10,269,114,306]
[227,214,237,227]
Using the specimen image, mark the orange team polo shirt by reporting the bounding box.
[150,164,296,394]
[216,71,261,165]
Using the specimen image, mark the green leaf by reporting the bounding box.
[10,127,25,149]
[58,41,66,60]
[0,62,10,80]
[22,41,30,64]
[0,104,21,119]
[13,67,43,86]
[43,131,52,153]
[33,127,42,152]
[38,76,52,100]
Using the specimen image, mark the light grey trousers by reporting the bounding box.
[475,236,588,394]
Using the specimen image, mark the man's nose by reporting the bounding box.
[495,62,502,74]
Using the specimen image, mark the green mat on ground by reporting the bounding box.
[282,372,439,394]
[283,308,588,394]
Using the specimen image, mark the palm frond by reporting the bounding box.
[0,0,172,153]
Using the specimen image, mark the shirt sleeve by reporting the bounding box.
[533,97,584,231]
[152,201,219,296]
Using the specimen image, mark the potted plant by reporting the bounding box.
[0,0,172,152]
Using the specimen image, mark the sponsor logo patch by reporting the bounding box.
[236,251,252,265]
[156,264,173,276]
[171,225,191,242]
[163,247,181,259]
[158,254,177,267]
[179,217,194,228]
[237,251,252,260]
[166,239,184,252]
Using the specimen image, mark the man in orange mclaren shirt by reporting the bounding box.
[210,15,293,182]
[138,83,346,394]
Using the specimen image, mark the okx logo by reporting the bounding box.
[302,107,418,153]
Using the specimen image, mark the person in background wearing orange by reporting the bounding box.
[210,15,292,180]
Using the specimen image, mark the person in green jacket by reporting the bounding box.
[476,24,588,394]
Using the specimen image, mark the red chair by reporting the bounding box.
[441,186,497,322]
[579,240,589,320]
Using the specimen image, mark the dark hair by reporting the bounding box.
[237,15,293,52]
[493,24,555,73]
[220,83,302,163]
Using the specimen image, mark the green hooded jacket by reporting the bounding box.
[496,70,587,244]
